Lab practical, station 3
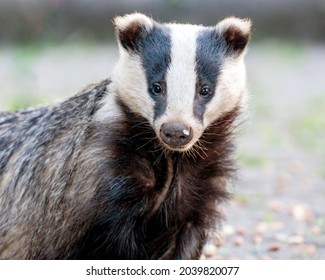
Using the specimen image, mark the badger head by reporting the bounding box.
[110,13,251,152]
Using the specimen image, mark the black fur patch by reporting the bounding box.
[223,25,251,56]
[116,20,147,53]
[139,24,171,120]
[194,28,225,122]
[69,98,240,259]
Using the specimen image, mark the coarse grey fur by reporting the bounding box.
[0,80,110,259]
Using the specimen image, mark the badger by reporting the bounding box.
[0,13,251,259]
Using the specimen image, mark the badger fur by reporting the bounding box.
[0,13,251,259]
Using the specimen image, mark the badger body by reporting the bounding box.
[0,13,251,259]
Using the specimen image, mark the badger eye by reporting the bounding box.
[200,85,212,97]
[151,83,163,96]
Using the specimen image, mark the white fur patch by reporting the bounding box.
[95,83,121,122]
[96,51,155,123]
[217,17,252,37]
[114,13,153,33]
[204,56,248,126]
[116,53,155,122]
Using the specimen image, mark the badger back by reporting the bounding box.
[0,80,109,259]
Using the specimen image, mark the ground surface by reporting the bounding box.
[1,40,324,259]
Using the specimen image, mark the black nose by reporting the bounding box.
[160,122,193,147]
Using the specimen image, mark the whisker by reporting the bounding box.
[195,141,208,158]
[193,145,205,160]
[196,138,211,147]
[184,148,197,162]
[135,137,157,151]
[197,139,209,150]
[130,121,152,130]
[129,131,152,140]
[153,148,166,165]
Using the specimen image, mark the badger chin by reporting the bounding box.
[165,145,189,152]
[159,140,195,153]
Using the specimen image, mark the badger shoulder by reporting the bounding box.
[0,78,112,186]
[1,79,110,127]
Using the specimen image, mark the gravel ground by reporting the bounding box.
[1,40,324,259]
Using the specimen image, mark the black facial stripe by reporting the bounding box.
[139,24,172,120]
[194,28,225,122]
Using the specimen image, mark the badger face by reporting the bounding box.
[110,13,251,152]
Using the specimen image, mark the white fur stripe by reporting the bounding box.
[164,24,201,124]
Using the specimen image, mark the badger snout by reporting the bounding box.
[160,122,193,149]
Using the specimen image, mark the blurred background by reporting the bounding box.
[0,0,324,259]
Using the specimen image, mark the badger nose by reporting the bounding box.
[160,122,193,147]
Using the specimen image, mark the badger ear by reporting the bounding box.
[217,17,252,56]
[114,13,154,53]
